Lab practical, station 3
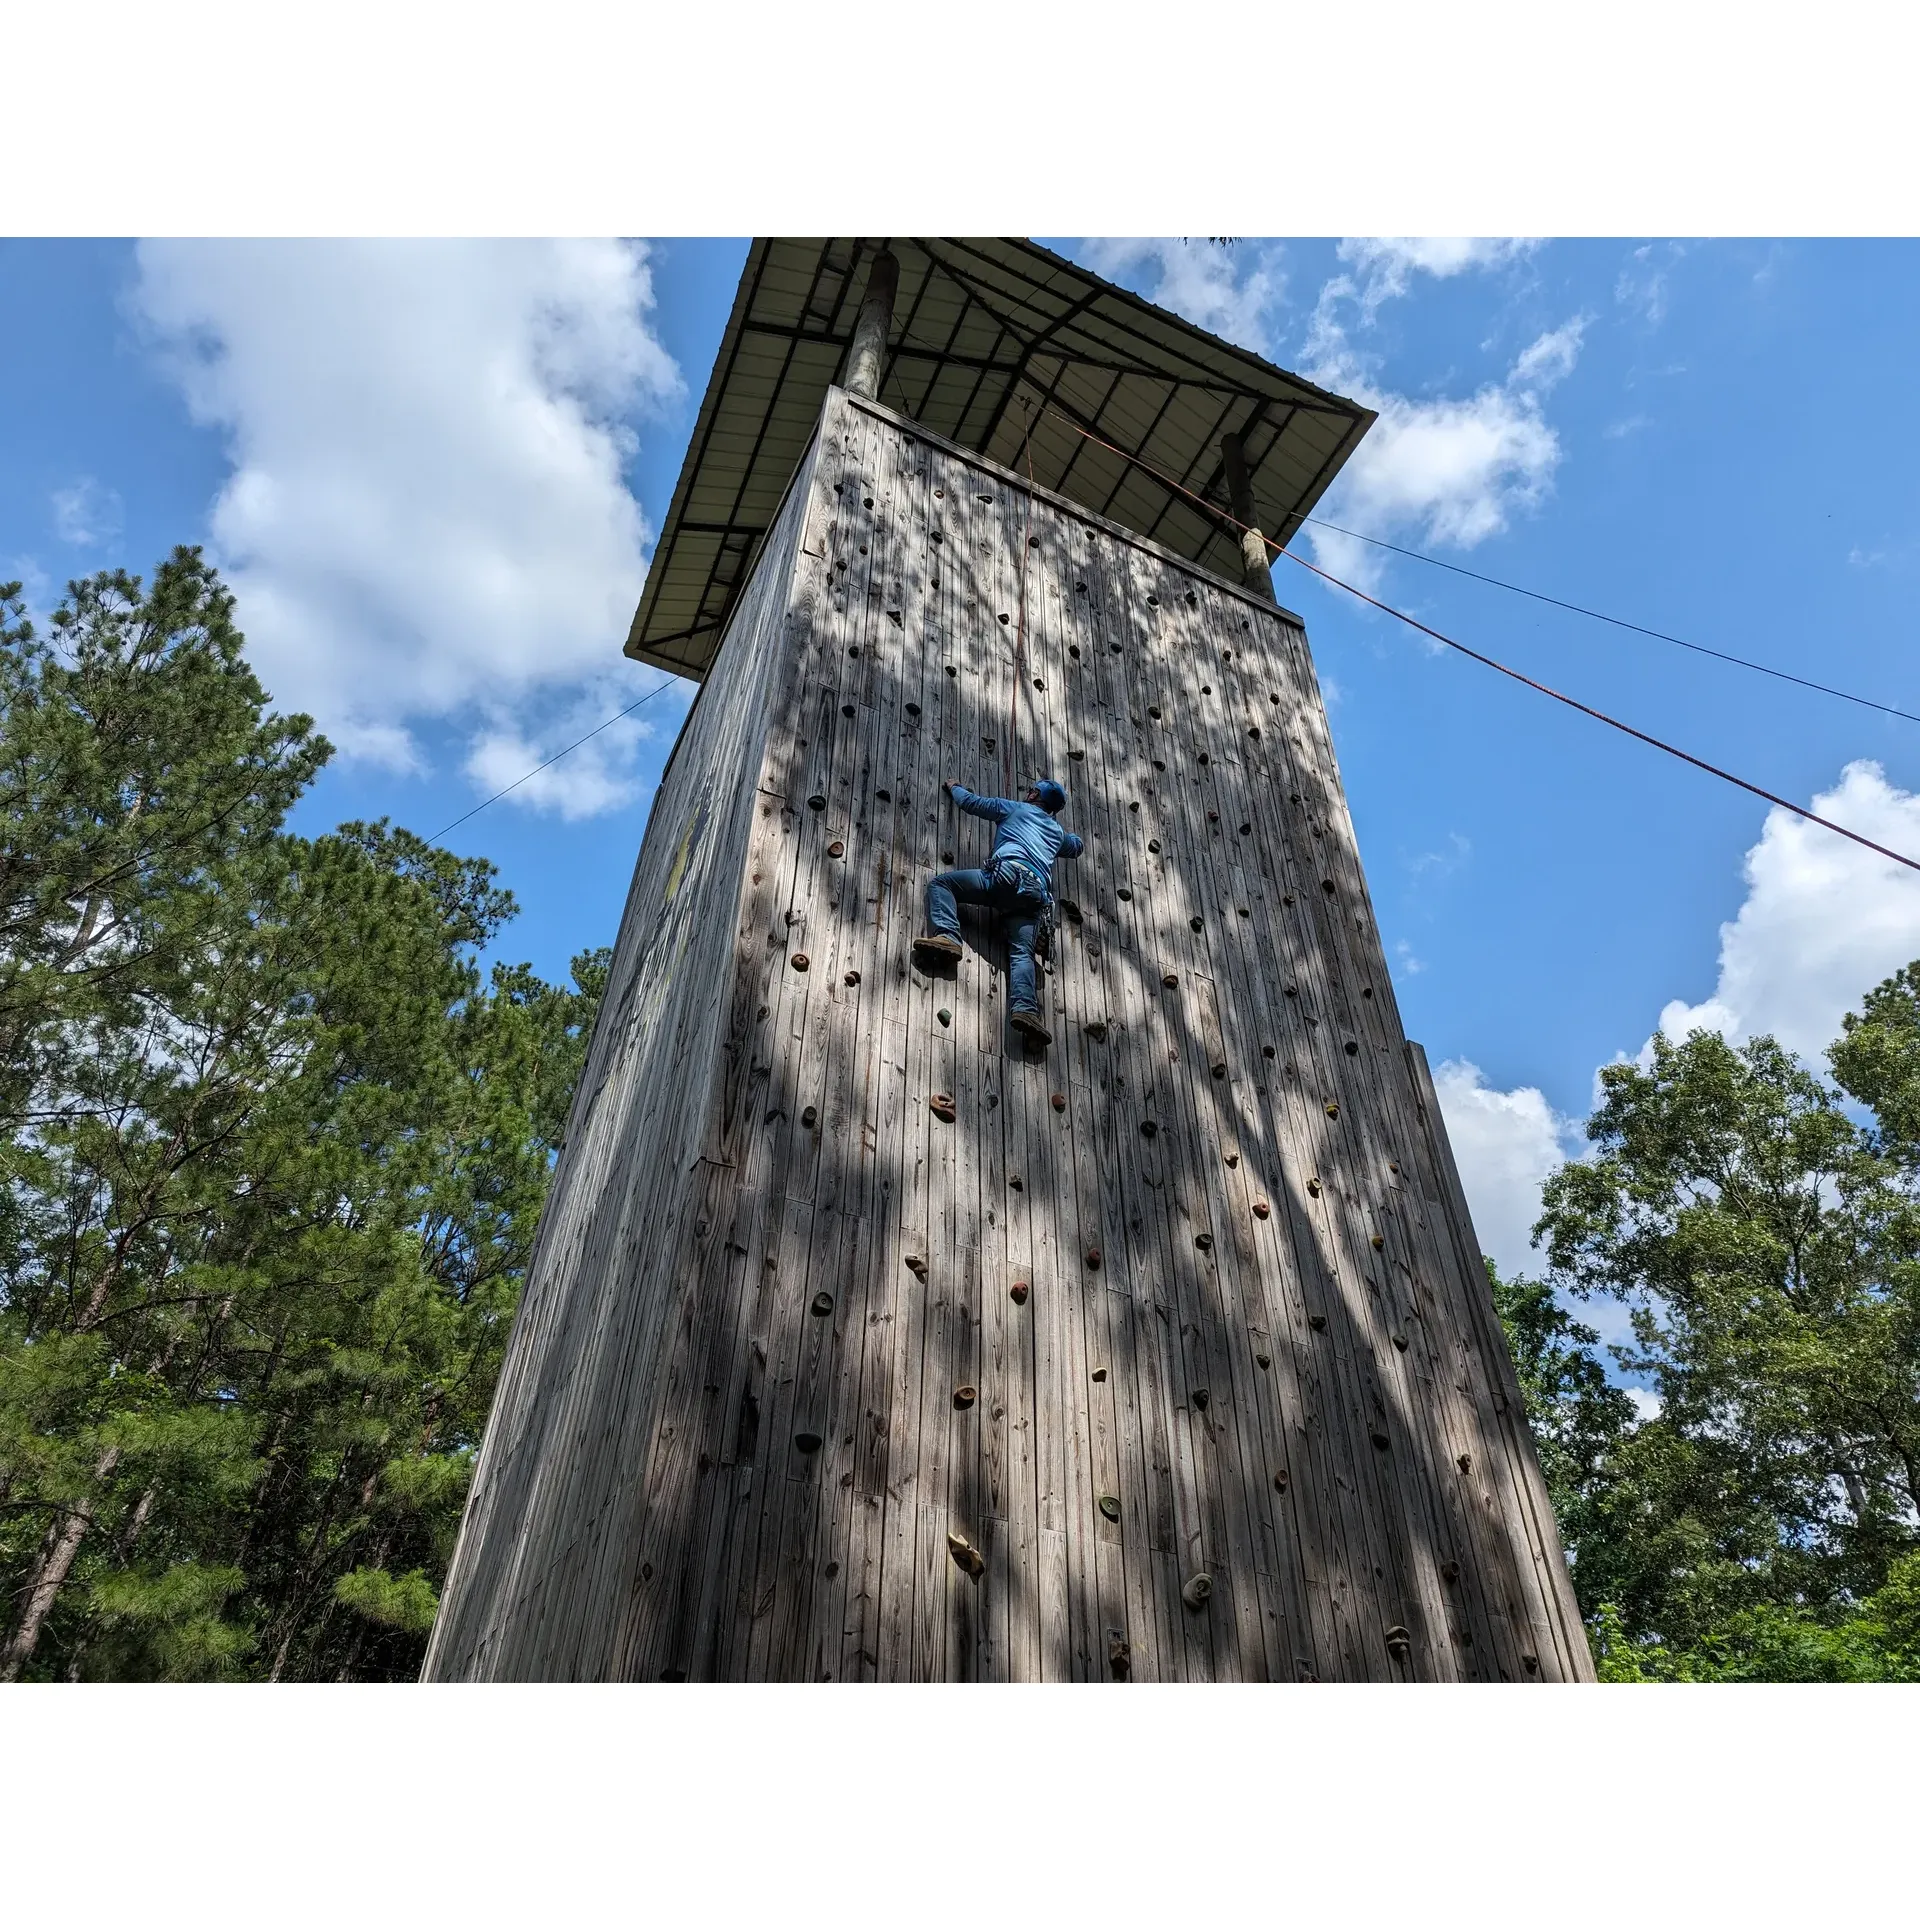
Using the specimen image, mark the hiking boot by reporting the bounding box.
[1010,1009,1051,1045]
[913,933,963,961]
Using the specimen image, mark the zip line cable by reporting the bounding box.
[1276,510,1920,727]
[427,681,674,846]
[1037,404,1920,878]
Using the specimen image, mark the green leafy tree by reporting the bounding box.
[1,557,607,1680]
[1508,977,1920,1681]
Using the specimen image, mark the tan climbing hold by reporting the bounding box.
[905,1254,928,1278]
[1385,1624,1411,1660]
[1051,1092,1067,1112]
[953,1385,978,1411]
[1371,1234,1384,1250]
[844,969,861,986]
[1273,1469,1289,1492]
[1253,1200,1270,1220]
[826,840,845,858]
[791,952,810,971]
[947,1531,985,1579]
[929,1094,956,1122]
[1306,1178,1322,1198]
[1085,1246,1103,1271]
[1161,972,1179,989]
[1009,1280,1029,1305]
[1325,1102,1339,1118]
[1181,1573,1214,1611]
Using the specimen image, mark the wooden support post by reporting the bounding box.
[844,247,899,402]
[1221,430,1277,603]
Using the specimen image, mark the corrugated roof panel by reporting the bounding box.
[627,238,1375,677]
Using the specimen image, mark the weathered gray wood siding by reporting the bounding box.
[426,388,1593,1682]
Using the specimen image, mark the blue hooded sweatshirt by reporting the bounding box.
[950,785,1084,892]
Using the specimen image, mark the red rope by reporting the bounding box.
[1035,402,1920,878]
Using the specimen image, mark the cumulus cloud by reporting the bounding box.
[1078,239,1285,354]
[1651,760,1920,1066]
[1432,1058,1575,1282]
[51,477,123,549]
[1297,252,1583,588]
[132,239,680,806]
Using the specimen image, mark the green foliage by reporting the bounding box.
[0,555,606,1681]
[1499,976,1920,1682]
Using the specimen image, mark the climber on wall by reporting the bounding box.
[913,777,1084,1045]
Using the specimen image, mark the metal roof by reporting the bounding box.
[627,237,1375,679]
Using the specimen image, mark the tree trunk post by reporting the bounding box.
[1222,429,1277,602]
[844,247,899,401]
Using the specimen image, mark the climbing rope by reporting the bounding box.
[1035,403,1920,879]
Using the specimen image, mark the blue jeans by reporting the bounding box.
[925,866,1044,1015]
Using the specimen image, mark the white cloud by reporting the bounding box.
[461,673,684,824]
[51,477,123,548]
[132,239,680,806]
[1079,239,1284,354]
[1300,265,1583,587]
[1335,237,1539,317]
[1652,760,1920,1067]
[1432,1057,1575,1283]
[1615,242,1684,326]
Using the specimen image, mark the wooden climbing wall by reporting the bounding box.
[425,386,1594,1683]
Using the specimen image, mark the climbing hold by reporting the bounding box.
[1283,985,1298,998]
[1194,1234,1213,1254]
[1239,822,1251,836]
[1147,595,1160,608]
[1010,1279,1029,1305]
[1068,747,1085,760]
[905,1254,929,1277]
[1181,1573,1214,1611]
[1309,1313,1328,1332]
[1009,1175,1023,1190]
[841,704,856,718]
[1198,752,1210,766]
[1152,758,1166,772]
[1191,1387,1210,1409]
[1162,972,1179,989]
[1148,705,1162,719]
[1442,1561,1460,1583]
[1262,1045,1276,1059]
[1033,677,1045,691]
[1325,1103,1339,1119]
[1370,1234,1384,1250]
[1385,1625,1411,1661]
[1210,1063,1226,1080]
[801,1106,818,1129]
[1147,838,1161,853]
[1306,1178,1321,1197]
[1247,726,1261,740]
[794,1433,823,1454]
[1457,1453,1472,1473]
[1344,1040,1359,1056]
[905,702,922,717]
[1391,1331,1409,1352]
[1371,1430,1390,1452]
[1522,1652,1540,1674]
[791,952,810,971]
[1091,1366,1108,1382]
[936,1007,952,1027]
[811,1290,834,1316]
[1060,899,1083,923]
[947,1531,985,1579]
[848,644,860,658]
[1085,1246,1103,1270]
[999,612,1010,624]
[942,849,954,861]
[1139,1120,1158,1139]
[1051,1092,1067,1112]
[1109,1636,1131,1679]
[1273,1469,1289,1492]
[1282,892,1295,906]
[1189,915,1203,932]
[953,1385,978,1410]
[1224,1152,1239,1168]
[1098,1495,1121,1522]
[1257,1352,1272,1370]
[827,840,845,858]
[1321,878,1336,894]
[845,969,861,986]
[1084,1020,1106,1040]
[1116,886,1132,902]
[1253,1201,1271,1220]
[808,795,827,811]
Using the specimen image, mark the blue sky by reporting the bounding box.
[7,236,1920,1295]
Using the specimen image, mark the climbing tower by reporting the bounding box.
[424,240,1594,1683]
